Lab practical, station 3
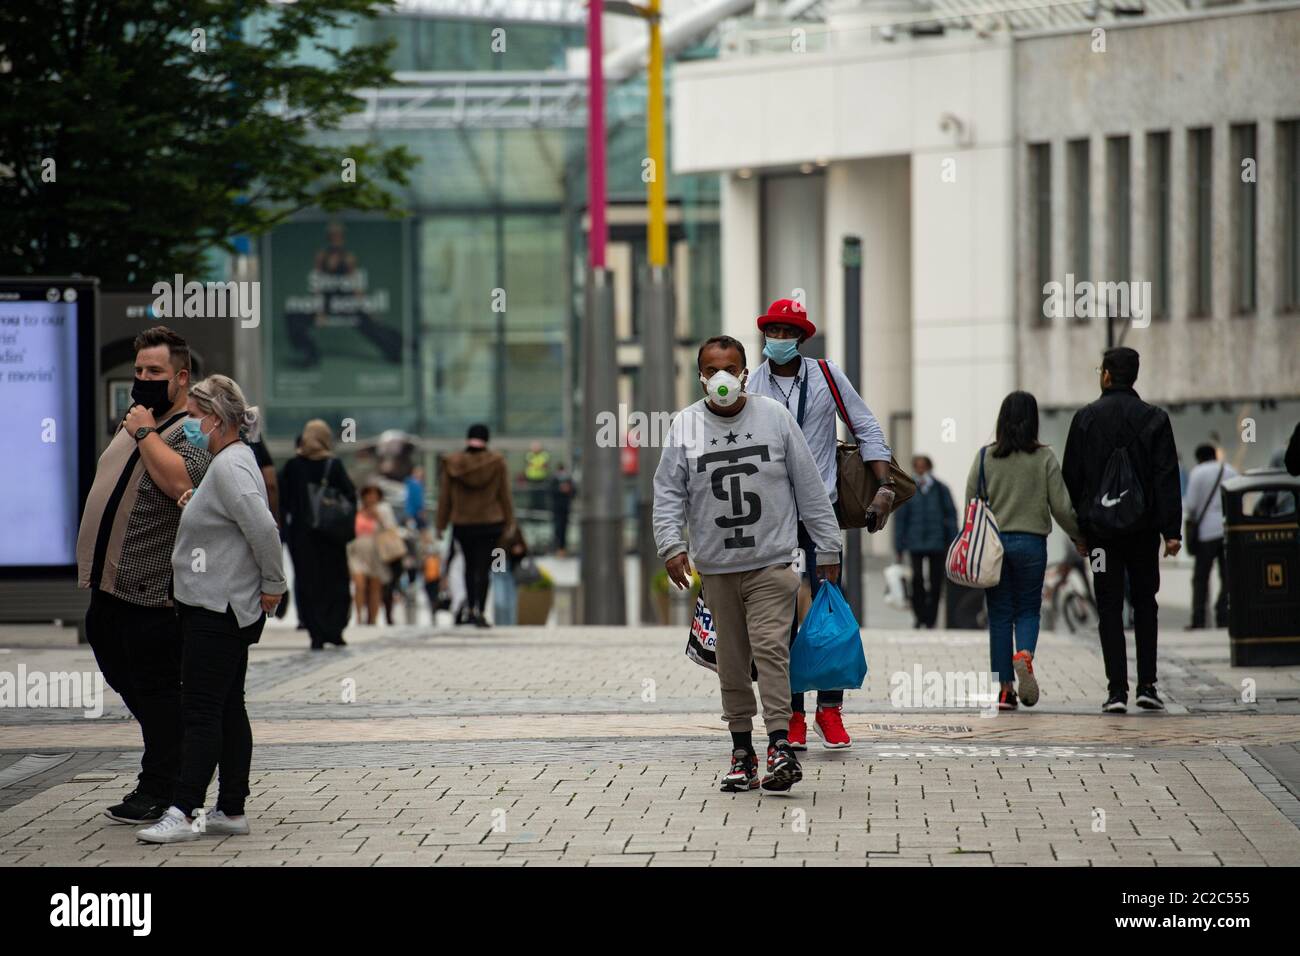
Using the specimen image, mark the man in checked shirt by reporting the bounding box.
[76,326,210,825]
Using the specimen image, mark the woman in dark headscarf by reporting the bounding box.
[278,419,356,649]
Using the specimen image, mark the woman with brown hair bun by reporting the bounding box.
[278,419,357,649]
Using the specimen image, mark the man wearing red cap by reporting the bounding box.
[748,297,897,750]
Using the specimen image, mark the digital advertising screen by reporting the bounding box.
[0,278,97,574]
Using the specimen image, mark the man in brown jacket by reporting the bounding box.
[436,423,515,628]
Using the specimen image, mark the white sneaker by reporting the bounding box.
[202,810,251,836]
[136,806,200,844]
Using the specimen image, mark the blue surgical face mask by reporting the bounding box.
[763,336,800,364]
[183,416,212,450]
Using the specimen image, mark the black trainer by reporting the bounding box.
[104,790,168,825]
[1135,685,1165,710]
[720,749,759,793]
[1102,693,1128,714]
[761,741,802,793]
[998,687,1019,711]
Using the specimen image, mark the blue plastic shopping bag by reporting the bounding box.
[789,583,867,693]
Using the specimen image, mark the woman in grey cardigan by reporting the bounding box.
[138,375,286,844]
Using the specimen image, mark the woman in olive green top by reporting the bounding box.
[965,391,1084,710]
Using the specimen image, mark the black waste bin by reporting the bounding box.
[1222,469,1300,666]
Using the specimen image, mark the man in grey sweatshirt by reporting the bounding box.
[653,335,841,793]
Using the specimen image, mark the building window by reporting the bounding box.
[1231,123,1257,314]
[1067,138,1090,317]
[1106,136,1131,306]
[1146,132,1171,320]
[1282,119,1300,312]
[1189,127,1213,317]
[1030,143,1051,321]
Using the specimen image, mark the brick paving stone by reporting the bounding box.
[2,624,1298,866]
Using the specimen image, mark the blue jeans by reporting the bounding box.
[985,532,1047,682]
[492,569,517,625]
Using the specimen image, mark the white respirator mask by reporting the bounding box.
[700,369,746,408]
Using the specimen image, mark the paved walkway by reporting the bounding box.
[1,621,1298,866]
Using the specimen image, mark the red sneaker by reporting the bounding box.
[1012,650,1039,707]
[813,705,852,749]
[788,711,808,750]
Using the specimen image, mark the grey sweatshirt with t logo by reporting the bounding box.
[652,394,842,575]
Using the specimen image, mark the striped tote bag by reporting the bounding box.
[945,447,1004,589]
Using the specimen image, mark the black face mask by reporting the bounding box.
[131,376,175,417]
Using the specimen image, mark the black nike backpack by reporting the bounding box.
[1087,414,1149,537]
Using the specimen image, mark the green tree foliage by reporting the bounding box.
[0,0,416,287]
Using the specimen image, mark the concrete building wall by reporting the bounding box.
[675,35,1019,510]
[1014,8,1300,409]
[824,157,912,473]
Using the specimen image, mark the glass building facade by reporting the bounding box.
[248,11,722,460]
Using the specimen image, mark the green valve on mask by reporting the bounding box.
[717,385,728,396]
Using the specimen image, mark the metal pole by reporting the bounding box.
[637,0,675,623]
[842,236,864,622]
[581,0,626,625]
[638,266,674,622]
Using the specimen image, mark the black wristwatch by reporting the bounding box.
[133,426,157,442]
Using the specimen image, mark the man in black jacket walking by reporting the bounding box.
[1062,348,1182,714]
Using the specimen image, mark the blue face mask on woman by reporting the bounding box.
[763,336,800,364]
[183,415,213,450]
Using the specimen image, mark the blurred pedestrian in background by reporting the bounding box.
[492,524,528,625]
[138,375,284,844]
[405,465,427,529]
[278,419,355,649]
[893,455,958,630]
[349,479,400,626]
[967,391,1082,711]
[78,326,209,827]
[244,406,286,619]
[1183,443,1236,629]
[524,440,551,514]
[552,463,575,556]
[436,424,515,629]
[1063,348,1182,714]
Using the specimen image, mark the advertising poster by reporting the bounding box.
[262,218,412,406]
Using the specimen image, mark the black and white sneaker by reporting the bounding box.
[720,749,759,793]
[1135,685,1165,711]
[1102,693,1128,714]
[104,790,169,825]
[761,741,803,793]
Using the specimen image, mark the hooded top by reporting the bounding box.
[436,450,515,532]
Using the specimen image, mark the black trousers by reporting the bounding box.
[1089,530,1161,696]
[173,603,264,817]
[789,518,844,713]
[909,550,946,628]
[453,523,504,615]
[85,590,183,799]
[1191,537,1229,628]
[554,507,570,551]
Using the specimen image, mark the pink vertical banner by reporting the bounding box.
[587,0,607,269]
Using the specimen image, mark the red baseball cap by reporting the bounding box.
[757,297,816,338]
